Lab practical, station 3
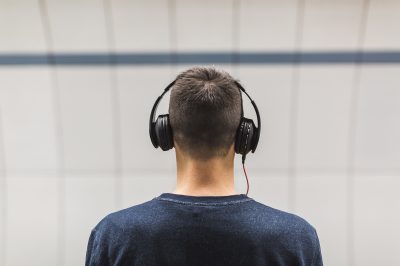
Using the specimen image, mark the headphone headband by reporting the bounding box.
[149,79,176,125]
[233,81,261,138]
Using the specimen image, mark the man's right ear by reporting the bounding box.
[173,140,180,151]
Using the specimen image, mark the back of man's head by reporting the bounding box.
[169,66,242,161]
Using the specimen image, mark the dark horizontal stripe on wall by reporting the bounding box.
[1,51,400,65]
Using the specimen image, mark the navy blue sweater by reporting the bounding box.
[86,193,323,266]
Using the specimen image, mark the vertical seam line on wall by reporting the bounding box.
[38,1,66,265]
[288,0,305,213]
[232,0,244,191]
[0,108,7,266]
[232,0,240,77]
[103,0,123,210]
[169,0,178,74]
[168,0,177,130]
[347,1,371,265]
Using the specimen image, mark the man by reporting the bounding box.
[85,66,323,265]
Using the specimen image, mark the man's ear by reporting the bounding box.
[174,140,184,155]
[229,142,235,152]
[224,142,235,158]
[173,140,179,150]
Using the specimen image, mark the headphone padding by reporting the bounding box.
[162,115,169,150]
[234,119,244,154]
[164,115,173,149]
[251,126,260,153]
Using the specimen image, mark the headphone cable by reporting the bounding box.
[242,155,250,196]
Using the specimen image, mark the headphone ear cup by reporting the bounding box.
[155,114,174,151]
[150,121,159,148]
[235,118,255,155]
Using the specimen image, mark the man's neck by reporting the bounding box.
[172,146,238,196]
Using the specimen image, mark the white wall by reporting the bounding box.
[0,0,400,265]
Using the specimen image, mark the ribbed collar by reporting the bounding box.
[155,192,252,205]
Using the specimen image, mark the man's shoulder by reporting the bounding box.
[245,199,322,265]
[93,197,159,233]
[249,199,318,240]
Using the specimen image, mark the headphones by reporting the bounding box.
[149,79,261,164]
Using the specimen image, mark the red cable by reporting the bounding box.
[242,163,250,196]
